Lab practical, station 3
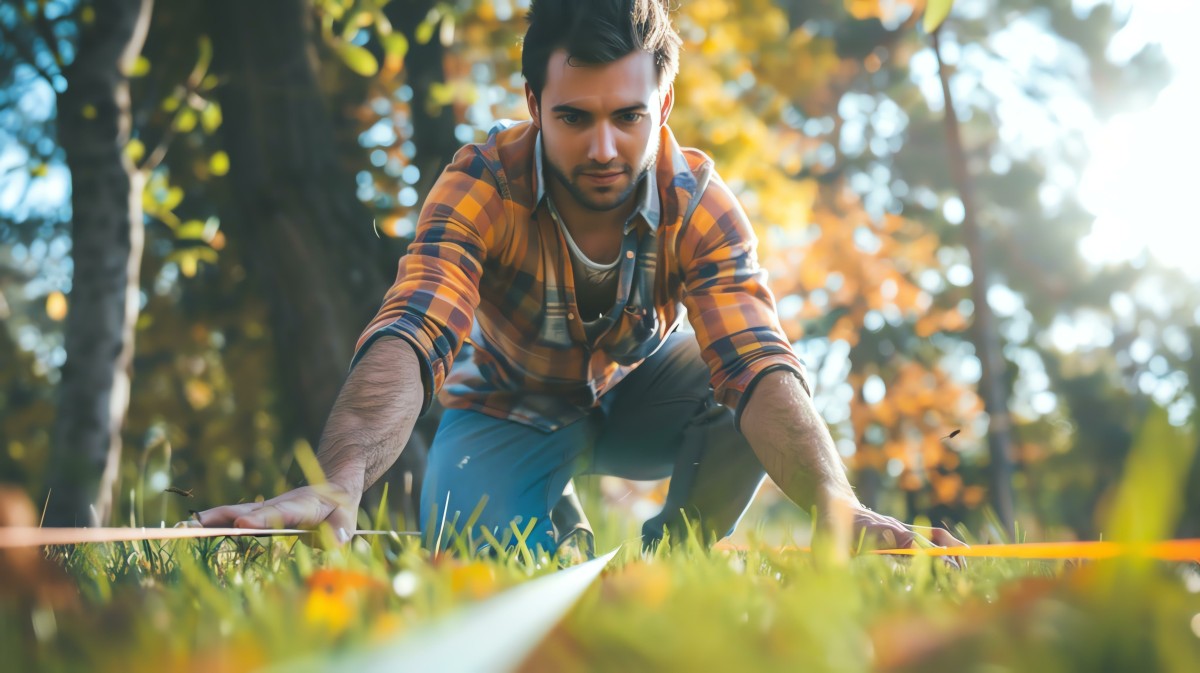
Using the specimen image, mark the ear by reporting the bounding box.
[658,84,674,125]
[525,83,540,129]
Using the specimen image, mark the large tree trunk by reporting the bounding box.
[209,0,384,441]
[207,0,426,518]
[45,0,154,526]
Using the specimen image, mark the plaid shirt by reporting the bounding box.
[352,120,807,432]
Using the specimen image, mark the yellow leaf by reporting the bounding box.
[177,220,208,240]
[179,254,197,278]
[45,291,68,321]
[162,185,184,211]
[173,109,197,133]
[335,42,379,77]
[304,569,380,634]
[382,32,408,59]
[184,379,214,410]
[130,56,151,78]
[844,0,881,20]
[449,561,498,600]
[200,102,222,134]
[208,150,230,176]
[923,0,954,33]
[126,138,145,164]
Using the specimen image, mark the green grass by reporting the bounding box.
[3,520,1198,673]
[4,409,1196,672]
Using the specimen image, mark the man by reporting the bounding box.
[199,0,964,557]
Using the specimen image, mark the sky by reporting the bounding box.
[1078,0,1200,279]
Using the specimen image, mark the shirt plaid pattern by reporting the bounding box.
[352,120,807,432]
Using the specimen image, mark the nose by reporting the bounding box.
[588,121,618,165]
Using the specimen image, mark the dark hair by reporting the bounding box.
[522,0,682,103]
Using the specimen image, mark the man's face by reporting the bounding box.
[527,49,672,213]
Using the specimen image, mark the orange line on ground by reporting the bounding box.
[711,539,1200,562]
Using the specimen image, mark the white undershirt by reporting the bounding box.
[547,196,621,333]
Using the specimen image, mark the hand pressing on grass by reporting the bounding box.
[193,483,362,544]
[840,499,968,569]
[193,337,425,545]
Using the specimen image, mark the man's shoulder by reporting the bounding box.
[658,126,718,201]
[445,120,537,205]
[677,145,715,175]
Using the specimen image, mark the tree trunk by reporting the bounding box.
[45,0,154,526]
[207,0,426,518]
[933,30,1016,537]
[208,0,385,442]
[386,0,460,198]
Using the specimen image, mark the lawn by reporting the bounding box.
[3,516,1198,673]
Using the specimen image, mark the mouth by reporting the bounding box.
[580,171,625,185]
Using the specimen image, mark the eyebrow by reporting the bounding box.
[549,103,650,115]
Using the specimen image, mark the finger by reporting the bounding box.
[233,504,289,529]
[195,503,262,527]
[923,528,967,569]
[929,527,968,548]
[323,506,357,544]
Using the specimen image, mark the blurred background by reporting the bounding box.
[1,0,1196,543]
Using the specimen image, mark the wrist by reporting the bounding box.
[816,482,861,511]
[322,463,367,497]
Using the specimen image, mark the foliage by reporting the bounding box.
[0,0,1195,540]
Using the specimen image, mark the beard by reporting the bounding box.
[544,133,659,213]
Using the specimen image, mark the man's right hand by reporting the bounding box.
[193,483,362,543]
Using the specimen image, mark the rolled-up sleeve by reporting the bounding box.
[350,146,505,413]
[678,171,809,426]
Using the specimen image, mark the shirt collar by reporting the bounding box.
[535,131,661,233]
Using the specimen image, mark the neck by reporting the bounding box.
[546,180,636,234]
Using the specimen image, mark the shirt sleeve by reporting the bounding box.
[349,145,505,414]
[678,170,810,427]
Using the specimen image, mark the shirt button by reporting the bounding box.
[626,250,635,259]
[567,312,575,321]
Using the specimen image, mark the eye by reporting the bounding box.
[619,112,644,123]
[559,112,581,125]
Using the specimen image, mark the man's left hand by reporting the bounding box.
[820,496,968,568]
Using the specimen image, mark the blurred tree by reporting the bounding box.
[929,23,1015,533]
[206,0,430,520]
[39,0,154,526]
[0,0,1192,541]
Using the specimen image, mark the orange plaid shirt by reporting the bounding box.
[352,120,807,432]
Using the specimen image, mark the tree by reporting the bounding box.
[44,0,154,526]
[207,0,430,518]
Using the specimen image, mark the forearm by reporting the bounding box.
[316,336,424,495]
[739,370,859,512]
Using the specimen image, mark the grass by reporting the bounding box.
[3,511,1198,673]
[4,409,1196,672]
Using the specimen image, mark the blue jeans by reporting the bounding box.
[418,331,767,553]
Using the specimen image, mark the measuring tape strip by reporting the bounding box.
[712,538,1200,562]
[0,526,415,549]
